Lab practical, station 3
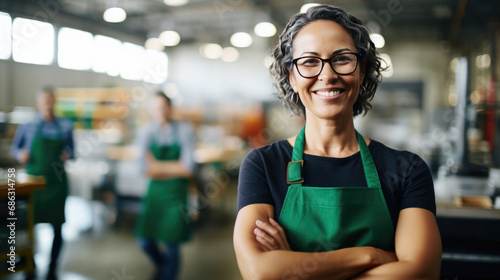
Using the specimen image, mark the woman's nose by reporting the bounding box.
[317,61,339,82]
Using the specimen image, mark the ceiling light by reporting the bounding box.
[475,54,491,69]
[221,47,239,62]
[230,32,252,48]
[450,57,458,73]
[103,7,126,23]
[263,55,273,69]
[370,33,385,48]
[163,0,188,6]
[159,30,181,46]
[200,43,222,59]
[145,38,164,51]
[254,22,276,37]
[300,3,320,13]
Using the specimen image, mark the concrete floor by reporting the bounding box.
[6,189,242,280]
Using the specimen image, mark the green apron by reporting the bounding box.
[26,121,69,225]
[135,125,191,243]
[279,126,394,252]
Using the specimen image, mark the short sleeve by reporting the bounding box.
[237,149,274,212]
[399,153,436,215]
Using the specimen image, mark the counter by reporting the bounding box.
[436,199,500,279]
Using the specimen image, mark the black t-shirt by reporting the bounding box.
[237,139,436,228]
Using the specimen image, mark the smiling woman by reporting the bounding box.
[233,4,442,280]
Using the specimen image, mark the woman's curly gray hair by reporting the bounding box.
[270,4,384,117]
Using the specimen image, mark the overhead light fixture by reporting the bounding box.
[221,47,239,62]
[263,55,273,69]
[369,33,385,48]
[254,22,277,37]
[163,0,188,6]
[200,43,223,59]
[159,30,181,46]
[300,3,320,13]
[103,7,127,23]
[475,54,491,69]
[230,32,252,48]
[450,57,458,73]
[145,38,164,51]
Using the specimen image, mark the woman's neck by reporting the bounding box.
[303,114,358,158]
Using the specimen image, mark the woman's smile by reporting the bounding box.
[312,88,346,100]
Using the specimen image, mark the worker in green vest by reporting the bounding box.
[135,92,195,280]
[12,86,74,280]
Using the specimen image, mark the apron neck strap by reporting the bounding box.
[287,125,381,189]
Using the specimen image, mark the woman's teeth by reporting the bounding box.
[316,90,342,97]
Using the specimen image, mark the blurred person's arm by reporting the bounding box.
[11,123,30,164]
[146,153,191,179]
[61,118,75,161]
[351,208,441,280]
[234,203,397,280]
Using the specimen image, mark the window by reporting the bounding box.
[120,42,146,81]
[12,17,54,65]
[92,35,122,76]
[58,27,93,70]
[143,50,168,84]
[0,12,12,60]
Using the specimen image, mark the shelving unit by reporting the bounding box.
[54,88,131,143]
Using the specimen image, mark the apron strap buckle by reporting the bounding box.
[287,160,304,184]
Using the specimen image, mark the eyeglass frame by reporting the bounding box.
[288,52,362,78]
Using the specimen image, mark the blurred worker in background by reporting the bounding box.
[11,85,74,280]
[135,92,196,280]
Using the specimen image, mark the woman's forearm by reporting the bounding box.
[351,260,440,280]
[352,208,442,280]
[235,205,398,280]
[239,246,392,280]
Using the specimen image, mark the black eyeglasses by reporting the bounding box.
[289,52,361,78]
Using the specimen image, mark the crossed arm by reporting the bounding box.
[145,152,192,179]
[233,204,441,280]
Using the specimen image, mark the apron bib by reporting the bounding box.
[279,126,394,252]
[26,121,69,225]
[135,124,191,243]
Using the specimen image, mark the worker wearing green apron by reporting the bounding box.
[135,92,194,280]
[11,86,74,280]
[278,126,394,252]
[234,4,441,279]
